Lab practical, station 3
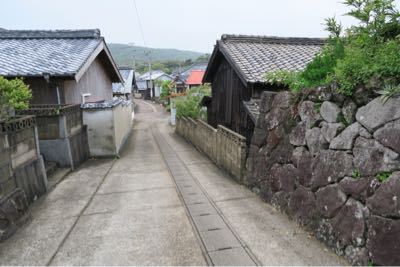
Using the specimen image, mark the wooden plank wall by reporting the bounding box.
[25,78,65,105]
[209,58,251,135]
[63,57,113,104]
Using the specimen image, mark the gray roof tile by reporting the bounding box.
[216,34,325,83]
[0,29,102,77]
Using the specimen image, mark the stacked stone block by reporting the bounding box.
[245,88,400,265]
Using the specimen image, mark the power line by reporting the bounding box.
[133,0,146,47]
[133,0,153,97]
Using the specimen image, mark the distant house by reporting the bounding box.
[136,70,173,100]
[174,62,208,92]
[186,70,205,89]
[178,62,208,82]
[0,29,123,104]
[203,34,324,142]
[113,66,137,99]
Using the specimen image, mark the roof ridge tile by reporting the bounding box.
[0,29,101,39]
[221,34,326,45]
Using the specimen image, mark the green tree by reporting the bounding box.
[0,77,32,120]
[175,85,211,119]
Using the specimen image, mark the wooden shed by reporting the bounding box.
[0,29,123,105]
[203,34,325,142]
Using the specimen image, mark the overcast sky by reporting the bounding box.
[1,0,400,53]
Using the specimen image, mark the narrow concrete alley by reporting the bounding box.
[0,100,347,266]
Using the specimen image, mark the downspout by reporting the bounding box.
[43,72,61,105]
[56,86,61,105]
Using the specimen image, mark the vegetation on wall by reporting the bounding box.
[265,0,400,96]
[175,85,211,119]
[0,77,32,121]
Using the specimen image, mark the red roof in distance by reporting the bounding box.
[186,70,205,85]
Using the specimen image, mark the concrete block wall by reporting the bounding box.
[176,117,246,182]
[0,116,47,241]
[17,104,89,169]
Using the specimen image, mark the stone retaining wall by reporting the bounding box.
[176,117,246,182]
[245,88,400,265]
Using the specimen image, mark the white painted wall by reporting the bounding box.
[113,103,133,154]
[83,102,133,157]
[83,108,115,156]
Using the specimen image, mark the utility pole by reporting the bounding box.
[147,51,154,100]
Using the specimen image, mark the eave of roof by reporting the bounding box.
[203,41,248,86]
[75,38,123,83]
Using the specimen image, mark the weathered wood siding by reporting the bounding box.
[27,78,65,105]
[24,57,113,105]
[63,57,113,104]
[209,58,251,135]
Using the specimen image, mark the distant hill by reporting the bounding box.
[108,43,205,66]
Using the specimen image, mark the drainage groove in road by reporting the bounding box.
[151,126,258,266]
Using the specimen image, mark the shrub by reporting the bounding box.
[300,38,345,87]
[175,85,211,119]
[0,77,32,120]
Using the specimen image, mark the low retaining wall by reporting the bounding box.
[0,116,47,241]
[176,117,246,182]
[17,104,89,170]
[246,89,400,265]
[82,99,133,157]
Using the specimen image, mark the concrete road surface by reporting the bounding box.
[0,100,347,266]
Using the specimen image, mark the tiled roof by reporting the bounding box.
[138,70,172,81]
[186,70,205,85]
[178,62,208,81]
[205,34,325,84]
[0,29,106,78]
[112,67,135,94]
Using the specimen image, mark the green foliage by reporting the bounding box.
[377,171,392,182]
[334,35,400,95]
[325,17,343,38]
[376,83,400,102]
[352,169,362,178]
[300,38,345,88]
[175,85,211,119]
[266,0,400,96]
[265,70,304,91]
[344,0,400,40]
[0,77,32,120]
[159,80,174,101]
